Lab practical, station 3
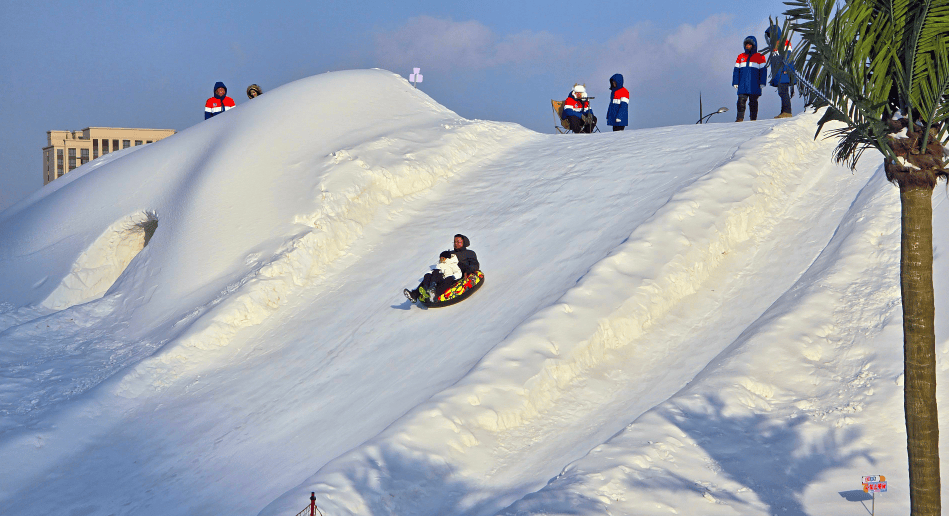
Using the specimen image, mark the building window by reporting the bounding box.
[93,140,99,159]
[102,139,109,154]
[68,148,76,170]
[57,149,64,173]
[80,149,89,165]
[134,140,142,146]
[113,139,119,151]
[146,140,153,144]
[123,140,130,149]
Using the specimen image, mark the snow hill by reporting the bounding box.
[0,69,946,516]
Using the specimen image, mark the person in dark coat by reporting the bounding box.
[404,234,480,303]
[606,74,629,131]
[731,36,768,122]
[764,25,795,118]
[205,81,235,119]
[452,234,479,276]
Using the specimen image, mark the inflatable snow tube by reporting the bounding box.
[423,270,484,308]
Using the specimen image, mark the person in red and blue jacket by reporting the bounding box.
[606,74,629,131]
[732,36,768,121]
[561,85,596,133]
[205,82,235,120]
[764,25,796,118]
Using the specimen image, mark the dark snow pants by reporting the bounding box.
[564,115,595,133]
[777,85,792,114]
[736,94,759,121]
[417,271,459,299]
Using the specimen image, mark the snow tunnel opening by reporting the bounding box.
[41,211,159,311]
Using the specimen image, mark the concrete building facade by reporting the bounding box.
[43,127,176,185]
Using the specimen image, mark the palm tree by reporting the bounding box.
[780,0,949,514]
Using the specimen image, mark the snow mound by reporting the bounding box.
[1,69,945,516]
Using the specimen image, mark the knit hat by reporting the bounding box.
[439,251,453,260]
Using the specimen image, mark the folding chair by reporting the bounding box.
[551,99,572,134]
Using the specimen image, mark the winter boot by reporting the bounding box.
[735,117,744,122]
[775,112,793,119]
[404,288,419,302]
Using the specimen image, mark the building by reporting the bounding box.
[43,127,176,185]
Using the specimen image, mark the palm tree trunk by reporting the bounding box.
[900,184,940,516]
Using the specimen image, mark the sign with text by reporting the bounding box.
[862,475,887,493]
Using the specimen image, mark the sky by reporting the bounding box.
[0,0,797,211]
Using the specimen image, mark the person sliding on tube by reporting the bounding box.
[404,234,479,303]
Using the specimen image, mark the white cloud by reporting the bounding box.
[375,14,757,87]
[374,16,568,72]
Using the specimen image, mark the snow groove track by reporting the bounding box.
[265,115,870,515]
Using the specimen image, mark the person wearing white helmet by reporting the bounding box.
[561,84,597,133]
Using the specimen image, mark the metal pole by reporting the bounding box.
[310,492,316,516]
[872,490,875,516]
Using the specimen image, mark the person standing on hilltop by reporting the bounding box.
[732,36,768,122]
[205,82,235,120]
[606,74,629,131]
[764,25,796,119]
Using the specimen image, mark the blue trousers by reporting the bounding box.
[778,85,792,114]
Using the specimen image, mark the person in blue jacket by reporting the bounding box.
[606,74,629,131]
[764,25,796,118]
[731,36,768,122]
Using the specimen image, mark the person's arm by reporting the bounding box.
[757,54,768,89]
[614,88,629,124]
[733,55,741,88]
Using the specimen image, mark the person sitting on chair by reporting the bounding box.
[561,84,596,133]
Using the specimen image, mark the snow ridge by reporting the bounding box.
[272,115,860,515]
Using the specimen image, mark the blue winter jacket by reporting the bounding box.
[732,36,768,96]
[606,74,629,127]
[765,26,796,86]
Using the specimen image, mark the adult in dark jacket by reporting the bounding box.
[731,36,768,122]
[452,234,479,275]
[606,74,630,131]
[764,25,795,118]
[205,81,235,119]
[404,234,480,302]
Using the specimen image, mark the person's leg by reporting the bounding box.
[434,277,460,299]
[613,126,625,131]
[749,94,759,120]
[565,116,583,133]
[778,85,791,114]
[414,271,436,297]
[736,95,748,121]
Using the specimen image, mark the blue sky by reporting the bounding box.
[0,0,796,210]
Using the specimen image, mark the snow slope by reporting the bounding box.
[0,70,945,516]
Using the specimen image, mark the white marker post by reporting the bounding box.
[409,68,423,88]
[861,475,887,515]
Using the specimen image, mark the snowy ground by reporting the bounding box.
[0,70,945,516]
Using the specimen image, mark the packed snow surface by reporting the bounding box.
[0,70,946,516]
